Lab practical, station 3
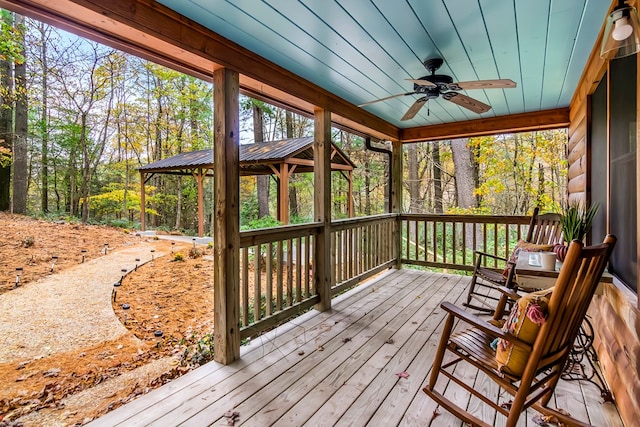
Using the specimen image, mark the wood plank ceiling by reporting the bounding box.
[158,0,610,130]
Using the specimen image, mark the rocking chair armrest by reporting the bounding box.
[474,250,509,264]
[496,286,521,301]
[440,301,533,351]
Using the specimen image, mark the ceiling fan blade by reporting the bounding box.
[401,98,427,121]
[358,92,415,107]
[406,78,436,87]
[453,79,517,90]
[442,92,491,114]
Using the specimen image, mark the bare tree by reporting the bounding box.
[50,40,115,221]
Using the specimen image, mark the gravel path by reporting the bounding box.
[0,240,170,363]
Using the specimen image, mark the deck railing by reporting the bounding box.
[331,214,397,295]
[238,214,398,338]
[239,223,321,339]
[237,213,532,338]
[400,213,532,271]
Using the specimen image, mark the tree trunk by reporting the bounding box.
[68,147,76,216]
[407,144,421,213]
[451,138,477,251]
[364,154,371,215]
[0,13,13,211]
[12,14,27,214]
[285,110,298,217]
[39,22,49,213]
[432,142,443,213]
[80,112,91,222]
[451,138,476,210]
[253,103,270,218]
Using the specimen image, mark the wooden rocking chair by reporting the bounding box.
[464,207,562,313]
[424,235,616,427]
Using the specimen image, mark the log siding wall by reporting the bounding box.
[568,2,639,426]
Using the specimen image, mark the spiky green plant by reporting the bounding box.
[559,202,599,242]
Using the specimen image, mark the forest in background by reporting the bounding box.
[0,12,567,235]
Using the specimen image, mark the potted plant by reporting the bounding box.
[554,201,599,261]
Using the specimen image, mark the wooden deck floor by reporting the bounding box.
[88,269,623,427]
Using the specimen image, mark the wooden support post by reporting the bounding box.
[391,140,403,269]
[314,108,332,311]
[213,68,240,364]
[195,168,205,237]
[140,172,146,231]
[279,163,289,224]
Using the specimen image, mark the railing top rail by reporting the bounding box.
[331,213,398,230]
[400,213,532,224]
[240,222,322,247]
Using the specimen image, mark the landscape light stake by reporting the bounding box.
[81,249,87,263]
[192,238,196,249]
[171,242,175,253]
[135,258,140,271]
[15,267,23,288]
[103,243,109,255]
[50,256,58,272]
[150,249,155,266]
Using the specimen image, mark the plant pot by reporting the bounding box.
[553,243,568,262]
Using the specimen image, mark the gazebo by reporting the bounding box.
[138,137,356,236]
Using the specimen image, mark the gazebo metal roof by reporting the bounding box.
[138,137,356,176]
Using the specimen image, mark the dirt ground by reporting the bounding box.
[0,213,214,426]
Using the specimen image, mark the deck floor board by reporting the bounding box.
[88,269,624,427]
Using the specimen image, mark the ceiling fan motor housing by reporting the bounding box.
[414,74,454,93]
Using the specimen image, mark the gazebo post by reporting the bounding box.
[213,67,240,364]
[140,171,146,232]
[279,164,289,224]
[194,168,205,237]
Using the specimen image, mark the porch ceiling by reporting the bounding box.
[0,0,612,141]
[158,0,608,129]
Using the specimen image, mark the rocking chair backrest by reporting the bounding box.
[525,208,562,246]
[530,235,616,373]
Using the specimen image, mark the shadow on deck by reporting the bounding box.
[88,269,623,426]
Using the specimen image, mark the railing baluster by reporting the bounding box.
[287,239,293,306]
[254,244,261,323]
[276,240,283,311]
[296,237,302,302]
[242,247,249,327]
[305,235,311,296]
[266,242,273,317]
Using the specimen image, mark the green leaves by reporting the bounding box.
[559,202,599,242]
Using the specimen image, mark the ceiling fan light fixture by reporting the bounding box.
[601,0,640,59]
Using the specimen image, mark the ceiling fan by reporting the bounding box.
[358,58,516,121]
